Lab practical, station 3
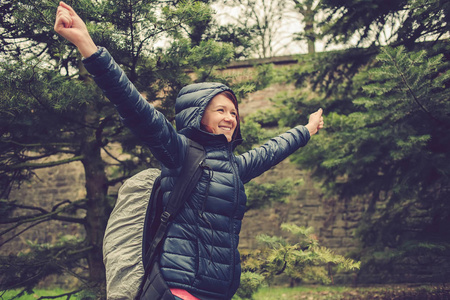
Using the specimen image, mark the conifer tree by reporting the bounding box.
[283,45,450,282]
[272,0,450,283]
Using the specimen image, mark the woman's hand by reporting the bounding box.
[54,1,97,58]
[305,108,324,136]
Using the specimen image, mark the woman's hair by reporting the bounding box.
[220,91,238,110]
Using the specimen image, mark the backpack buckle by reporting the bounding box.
[160,211,170,223]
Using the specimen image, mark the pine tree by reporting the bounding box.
[288,45,450,282]
[271,0,450,283]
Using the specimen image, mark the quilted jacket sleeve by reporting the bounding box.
[83,47,184,169]
[236,126,310,184]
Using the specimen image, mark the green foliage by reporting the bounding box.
[299,0,450,102]
[233,272,266,300]
[257,224,359,281]
[286,44,450,282]
[252,0,450,287]
[293,43,450,213]
[209,24,254,59]
[235,118,264,155]
[245,107,280,128]
[320,0,450,49]
[245,179,300,210]
[0,288,80,300]
[0,58,102,199]
[237,224,360,298]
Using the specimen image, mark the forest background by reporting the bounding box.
[0,0,449,299]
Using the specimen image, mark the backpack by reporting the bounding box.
[103,139,205,300]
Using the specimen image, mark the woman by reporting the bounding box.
[54,2,324,299]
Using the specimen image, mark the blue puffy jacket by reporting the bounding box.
[84,47,310,299]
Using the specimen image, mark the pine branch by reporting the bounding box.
[25,72,99,131]
[67,246,94,257]
[382,47,443,125]
[5,139,75,149]
[37,289,82,300]
[5,265,47,291]
[275,253,288,276]
[6,202,48,214]
[0,155,84,171]
[101,145,125,165]
[107,175,131,187]
[6,288,28,300]
[57,262,91,286]
[0,219,48,248]
[0,207,86,225]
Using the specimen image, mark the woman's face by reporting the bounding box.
[201,94,238,142]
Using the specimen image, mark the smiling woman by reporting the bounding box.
[200,93,239,142]
[53,1,323,299]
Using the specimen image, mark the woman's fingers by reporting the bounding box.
[56,8,72,28]
[59,1,78,17]
[55,5,72,32]
[319,118,324,129]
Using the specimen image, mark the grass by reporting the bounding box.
[252,284,450,299]
[0,289,80,300]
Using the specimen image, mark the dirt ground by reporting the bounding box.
[290,284,450,300]
[25,284,450,299]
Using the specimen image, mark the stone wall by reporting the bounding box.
[239,159,361,257]
[4,145,361,257]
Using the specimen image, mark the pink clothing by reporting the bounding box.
[170,288,200,300]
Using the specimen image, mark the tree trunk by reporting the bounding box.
[82,140,108,291]
[80,96,109,297]
[295,0,316,54]
[304,3,315,54]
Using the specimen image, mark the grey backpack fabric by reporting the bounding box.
[103,168,161,300]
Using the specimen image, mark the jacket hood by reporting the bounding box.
[175,82,242,146]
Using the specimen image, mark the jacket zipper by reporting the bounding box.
[228,143,240,295]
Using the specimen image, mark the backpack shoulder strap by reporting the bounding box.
[163,138,205,218]
[143,138,205,272]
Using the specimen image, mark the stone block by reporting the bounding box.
[333,216,347,228]
[313,215,326,222]
[341,237,359,248]
[344,212,362,222]
[332,228,347,237]
[319,228,333,237]
[322,237,342,249]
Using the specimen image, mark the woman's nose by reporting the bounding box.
[224,113,233,121]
